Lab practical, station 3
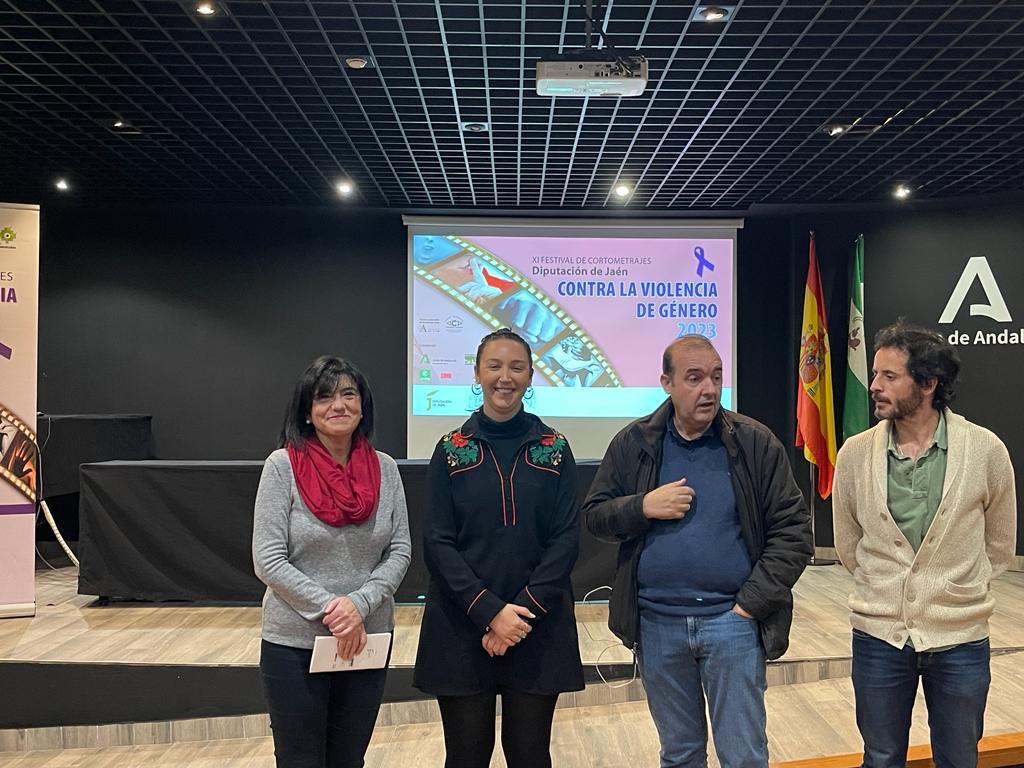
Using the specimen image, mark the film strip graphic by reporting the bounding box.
[0,405,37,503]
[415,236,621,387]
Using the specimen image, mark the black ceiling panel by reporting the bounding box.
[1,0,1022,209]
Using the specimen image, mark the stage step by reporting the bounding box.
[773,730,1024,768]
[4,650,1023,753]
[0,652,875,736]
[0,678,646,754]
[2,712,1023,767]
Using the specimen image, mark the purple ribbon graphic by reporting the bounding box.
[0,504,35,515]
[0,341,11,360]
[694,246,714,278]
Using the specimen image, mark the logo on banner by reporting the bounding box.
[0,228,14,350]
[693,246,714,277]
[0,407,38,502]
[939,256,1024,347]
[424,389,456,413]
[939,256,1011,324]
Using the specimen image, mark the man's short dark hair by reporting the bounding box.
[279,356,375,447]
[662,334,718,376]
[874,320,960,410]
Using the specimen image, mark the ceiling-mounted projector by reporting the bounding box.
[536,51,648,97]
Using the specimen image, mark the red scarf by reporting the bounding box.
[287,434,380,527]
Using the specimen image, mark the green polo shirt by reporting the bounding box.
[886,412,947,552]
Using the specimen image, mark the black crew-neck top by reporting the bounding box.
[475,407,531,472]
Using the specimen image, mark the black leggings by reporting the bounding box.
[259,639,387,768]
[437,689,559,768]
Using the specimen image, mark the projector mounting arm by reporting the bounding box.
[578,0,636,76]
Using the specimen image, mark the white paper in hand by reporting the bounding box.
[309,633,391,673]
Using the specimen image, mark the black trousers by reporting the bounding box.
[437,689,560,768]
[259,639,387,768]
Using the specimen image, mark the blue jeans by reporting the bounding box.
[851,630,991,768]
[638,608,768,768]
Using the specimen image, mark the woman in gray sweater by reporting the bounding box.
[253,356,411,768]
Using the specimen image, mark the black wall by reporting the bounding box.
[37,196,1023,553]
[780,196,1024,553]
[40,204,803,459]
[39,204,407,459]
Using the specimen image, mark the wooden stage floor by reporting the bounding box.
[1,653,1023,767]
[2,566,1024,668]
[2,567,1023,766]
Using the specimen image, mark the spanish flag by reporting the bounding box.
[796,232,838,499]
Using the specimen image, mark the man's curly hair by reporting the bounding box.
[874,320,960,410]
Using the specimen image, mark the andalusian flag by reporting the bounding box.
[796,232,838,499]
[843,235,869,441]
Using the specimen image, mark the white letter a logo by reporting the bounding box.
[938,256,1012,324]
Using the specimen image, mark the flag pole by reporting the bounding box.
[808,463,837,566]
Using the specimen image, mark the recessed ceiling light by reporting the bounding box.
[336,181,355,197]
[693,5,735,22]
[344,55,375,70]
[613,183,632,199]
[822,122,850,138]
[894,184,913,200]
[460,121,490,134]
[55,178,70,192]
[195,2,217,16]
[111,119,143,135]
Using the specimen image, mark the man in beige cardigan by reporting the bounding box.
[833,321,1016,768]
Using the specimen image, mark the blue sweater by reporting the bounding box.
[637,418,752,616]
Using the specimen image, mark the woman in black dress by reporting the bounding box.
[413,327,584,768]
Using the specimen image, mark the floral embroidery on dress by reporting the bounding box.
[529,433,567,467]
[441,430,480,468]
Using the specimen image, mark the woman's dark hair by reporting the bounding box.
[279,356,375,447]
[874,320,960,410]
[474,327,533,371]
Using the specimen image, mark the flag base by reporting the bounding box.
[808,556,839,566]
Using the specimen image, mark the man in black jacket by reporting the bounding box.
[584,335,811,768]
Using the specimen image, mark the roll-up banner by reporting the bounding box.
[0,202,39,619]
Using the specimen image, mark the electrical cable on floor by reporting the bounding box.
[40,499,79,567]
[32,416,80,567]
[35,543,59,570]
[581,585,638,689]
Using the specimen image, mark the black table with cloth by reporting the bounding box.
[36,414,155,544]
[77,459,616,603]
[39,413,155,498]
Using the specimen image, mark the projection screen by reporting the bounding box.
[405,216,742,459]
